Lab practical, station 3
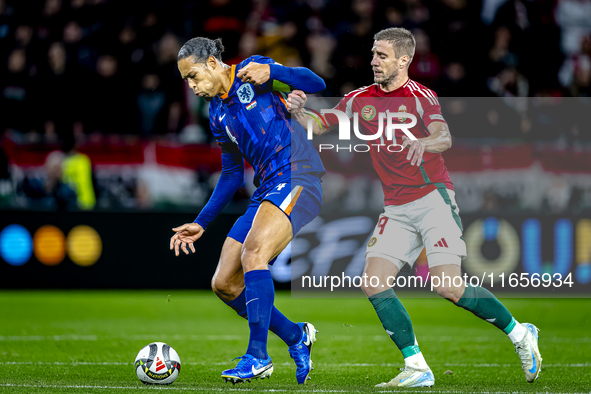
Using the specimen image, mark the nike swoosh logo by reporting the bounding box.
[528,346,537,374]
[301,325,313,346]
[219,114,226,122]
[527,325,536,337]
[251,364,271,375]
[400,375,412,383]
[303,333,311,346]
[246,298,259,306]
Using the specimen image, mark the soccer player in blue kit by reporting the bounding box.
[169,37,326,384]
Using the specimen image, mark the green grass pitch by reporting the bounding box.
[0,290,590,393]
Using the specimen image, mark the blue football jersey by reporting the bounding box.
[208,56,325,188]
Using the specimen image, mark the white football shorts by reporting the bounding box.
[365,188,467,270]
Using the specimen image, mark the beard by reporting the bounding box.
[376,68,398,86]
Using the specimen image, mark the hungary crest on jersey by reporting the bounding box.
[362,105,376,121]
[397,104,407,122]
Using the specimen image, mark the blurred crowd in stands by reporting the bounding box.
[1,0,591,213]
[1,0,591,141]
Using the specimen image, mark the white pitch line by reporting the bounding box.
[0,334,588,344]
[0,361,228,366]
[1,361,589,368]
[1,384,347,393]
[327,362,591,368]
[0,335,99,341]
[0,334,243,341]
[0,384,587,394]
[442,363,591,368]
[373,391,591,394]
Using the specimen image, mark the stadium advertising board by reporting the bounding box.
[0,211,238,289]
[284,214,591,296]
[2,211,588,294]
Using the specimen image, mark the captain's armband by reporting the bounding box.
[303,108,328,133]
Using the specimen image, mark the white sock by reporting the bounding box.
[507,320,527,343]
[405,352,429,369]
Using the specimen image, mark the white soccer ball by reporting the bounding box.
[134,342,181,385]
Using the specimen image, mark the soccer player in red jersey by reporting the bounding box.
[288,27,542,388]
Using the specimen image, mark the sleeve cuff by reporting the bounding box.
[193,217,207,229]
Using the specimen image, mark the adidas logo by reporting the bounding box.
[433,238,448,248]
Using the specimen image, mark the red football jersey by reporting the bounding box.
[325,78,453,205]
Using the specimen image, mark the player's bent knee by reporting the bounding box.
[211,276,242,302]
[360,283,377,298]
[359,275,385,298]
[359,280,370,297]
[241,242,270,271]
[211,277,226,298]
[433,285,464,301]
[361,256,401,297]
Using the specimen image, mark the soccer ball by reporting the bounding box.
[134,342,181,385]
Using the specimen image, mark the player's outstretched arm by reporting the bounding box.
[170,148,244,256]
[268,63,325,93]
[237,61,325,93]
[288,90,333,137]
[402,121,452,166]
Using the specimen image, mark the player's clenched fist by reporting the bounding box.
[287,90,307,113]
[402,135,425,167]
[237,62,270,85]
[170,223,204,256]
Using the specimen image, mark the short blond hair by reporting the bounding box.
[374,27,415,63]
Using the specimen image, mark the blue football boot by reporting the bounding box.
[221,354,273,384]
[288,322,318,384]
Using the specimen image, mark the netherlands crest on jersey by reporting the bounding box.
[237,83,254,104]
[362,105,376,121]
[397,104,407,122]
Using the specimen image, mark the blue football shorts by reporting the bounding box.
[227,172,323,262]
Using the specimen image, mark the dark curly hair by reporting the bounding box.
[177,37,225,63]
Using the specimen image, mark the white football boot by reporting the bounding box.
[375,365,435,388]
[514,323,542,382]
